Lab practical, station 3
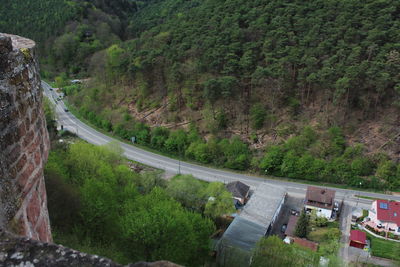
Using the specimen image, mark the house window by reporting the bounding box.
[398,227,400,233]
[379,202,388,209]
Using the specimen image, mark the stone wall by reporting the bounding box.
[0,33,51,242]
[0,229,180,267]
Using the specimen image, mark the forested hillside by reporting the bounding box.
[69,0,400,149]
[0,0,137,75]
[0,0,77,43]
[2,0,400,190]
[123,0,400,111]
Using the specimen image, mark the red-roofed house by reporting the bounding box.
[285,215,299,237]
[368,200,400,235]
[349,230,367,249]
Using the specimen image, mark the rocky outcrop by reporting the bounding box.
[0,33,51,242]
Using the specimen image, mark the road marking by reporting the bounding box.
[42,81,400,202]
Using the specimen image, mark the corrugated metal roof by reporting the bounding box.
[240,183,286,228]
[218,183,286,252]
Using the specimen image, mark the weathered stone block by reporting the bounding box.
[22,130,34,147]
[17,161,35,188]
[26,191,40,226]
[36,218,50,242]
[14,154,27,172]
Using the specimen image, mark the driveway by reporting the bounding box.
[339,202,352,263]
[270,194,304,238]
[339,202,396,266]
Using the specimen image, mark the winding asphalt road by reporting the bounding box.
[42,81,400,204]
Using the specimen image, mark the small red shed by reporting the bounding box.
[349,230,367,249]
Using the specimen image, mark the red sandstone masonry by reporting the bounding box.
[0,33,51,242]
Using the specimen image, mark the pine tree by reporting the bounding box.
[294,210,309,238]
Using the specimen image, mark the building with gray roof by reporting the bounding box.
[217,183,287,266]
[226,181,250,205]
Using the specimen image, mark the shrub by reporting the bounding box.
[351,157,374,176]
[250,103,267,130]
[150,127,170,149]
[164,129,187,153]
[280,151,300,178]
[327,126,345,156]
[185,142,211,164]
[259,146,284,175]
[315,216,328,227]
[220,137,251,170]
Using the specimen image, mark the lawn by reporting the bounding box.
[308,227,331,243]
[307,220,341,256]
[366,232,400,261]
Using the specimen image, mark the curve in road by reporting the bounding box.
[42,81,400,203]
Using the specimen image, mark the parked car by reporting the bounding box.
[64,108,69,112]
[290,209,300,216]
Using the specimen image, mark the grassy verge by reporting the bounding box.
[62,99,392,195]
[308,220,341,256]
[366,232,400,261]
[354,195,386,201]
[308,221,340,243]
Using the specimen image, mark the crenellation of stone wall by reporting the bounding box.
[0,33,51,242]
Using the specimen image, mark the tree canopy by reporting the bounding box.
[45,141,215,265]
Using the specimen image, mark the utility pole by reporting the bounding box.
[178,144,182,175]
[356,182,362,207]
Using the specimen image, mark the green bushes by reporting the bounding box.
[259,145,284,174]
[220,137,251,170]
[294,211,309,238]
[74,99,400,190]
[45,141,215,265]
[74,103,253,170]
[121,187,215,265]
[186,142,212,164]
[251,236,319,267]
[165,175,235,218]
[259,126,400,190]
[250,103,267,130]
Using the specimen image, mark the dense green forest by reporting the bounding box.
[0,0,77,43]
[92,0,400,118]
[4,0,400,191]
[0,0,137,75]
[45,138,240,265]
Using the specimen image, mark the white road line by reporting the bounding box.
[41,81,400,202]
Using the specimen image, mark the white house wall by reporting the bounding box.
[305,205,332,219]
